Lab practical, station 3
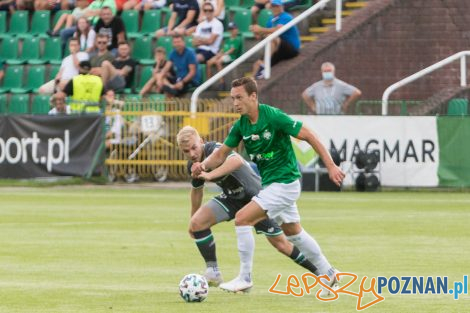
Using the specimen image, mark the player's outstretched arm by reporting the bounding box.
[296,126,345,186]
[198,153,244,181]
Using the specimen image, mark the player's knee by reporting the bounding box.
[189,217,205,232]
[234,212,251,226]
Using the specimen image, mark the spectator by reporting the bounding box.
[48,92,71,115]
[73,17,97,53]
[104,90,124,149]
[39,38,89,94]
[155,0,200,38]
[89,34,115,78]
[122,0,166,11]
[159,35,200,97]
[206,21,241,88]
[0,0,15,14]
[63,60,104,113]
[94,6,126,55]
[0,61,4,84]
[197,0,225,22]
[139,47,175,96]
[302,62,362,115]
[250,0,300,79]
[251,0,270,24]
[100,42,137,93]
[192,2,223,64]
[59,1,117,54]
[48,0,89,37]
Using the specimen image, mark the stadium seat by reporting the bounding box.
[11,66,46,94]
[30,10,51,38]
[157,36,173,55]
[447,98,468,116]
[0,11,7,39]
[132,36,155,65]
[1,36,21,65]
[161,6,172,26]
[32,94,51,114]
[135,66,154,92]
[0,65,24,94]
[121,10,140,39]
[291,0,313,11]
[258,9,273,27]
[242,0,255,9]
[43,37,63,64]
[8,94,30,114]
[233,9,254,38]
[199,64,206,83]
[48,64,61,81]
[184,36,193,48]
[141,10,161,36]
[0,94,6,113]
[21,37,45,65]
[8,11,29,37]
[225,0,242,12]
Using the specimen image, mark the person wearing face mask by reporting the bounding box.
[302,62,362,115]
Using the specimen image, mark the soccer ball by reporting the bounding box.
[179,274,209,302]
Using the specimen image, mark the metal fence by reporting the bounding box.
[105,97,238,182]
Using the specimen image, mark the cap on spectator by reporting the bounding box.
[227,22,238,30]
[79,60,92,71]
[271,0,283,6]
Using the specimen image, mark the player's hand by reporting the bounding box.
[197,171,212,181]
[328,165,346,187]
[191,162,205,178]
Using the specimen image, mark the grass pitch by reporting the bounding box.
[0,187,469,313]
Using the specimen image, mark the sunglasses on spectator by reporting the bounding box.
[204,9,214,12]
[97,41,107,44]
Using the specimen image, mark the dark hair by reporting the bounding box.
[231,77,258,96]
[118,41,130,46]
[74,17,91,46]
[69,37,79,43]
[172,34,184,40]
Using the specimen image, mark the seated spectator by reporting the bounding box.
[48,0,89,37]
[63,60,104,113]
[100,42,137,93]
[250,0,300,79]
[59,1,117,54]
[158,35,200,97]
[35,0,61,11]
[48,92,71,115]
[139,47,175,96]
[39,38,89,94]
[0,0,16,14]
[16,0,34,11]
[0,61,4,84]
[155,0,199,38]
[192,2,223,64]
[73,17,96,53]
[206,22,241,87]
[94,6,126,55]
[251,0,270,24]
[122,0,166,11]
[197,0,225,22]
[89,34,115,76]
[104,90,124,149]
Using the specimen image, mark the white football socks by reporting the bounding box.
[286,229,332,276]
[235,226,255,282]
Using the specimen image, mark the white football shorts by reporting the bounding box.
[252,179,301,225]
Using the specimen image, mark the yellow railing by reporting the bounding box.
[105,98,238,182]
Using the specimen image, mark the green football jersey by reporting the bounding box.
[224,104,302,186]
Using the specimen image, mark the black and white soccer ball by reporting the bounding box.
[179,274,209,302]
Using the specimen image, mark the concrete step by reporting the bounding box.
[321,18,336,25]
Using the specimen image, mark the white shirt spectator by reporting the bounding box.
[199,0,225,20]
[79,29,96,52]
[61,52,89,81]
[194,18,224,54]
[304,78,358,115]
[49,106,72,115]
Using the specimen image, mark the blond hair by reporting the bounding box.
[176,126,200,146]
